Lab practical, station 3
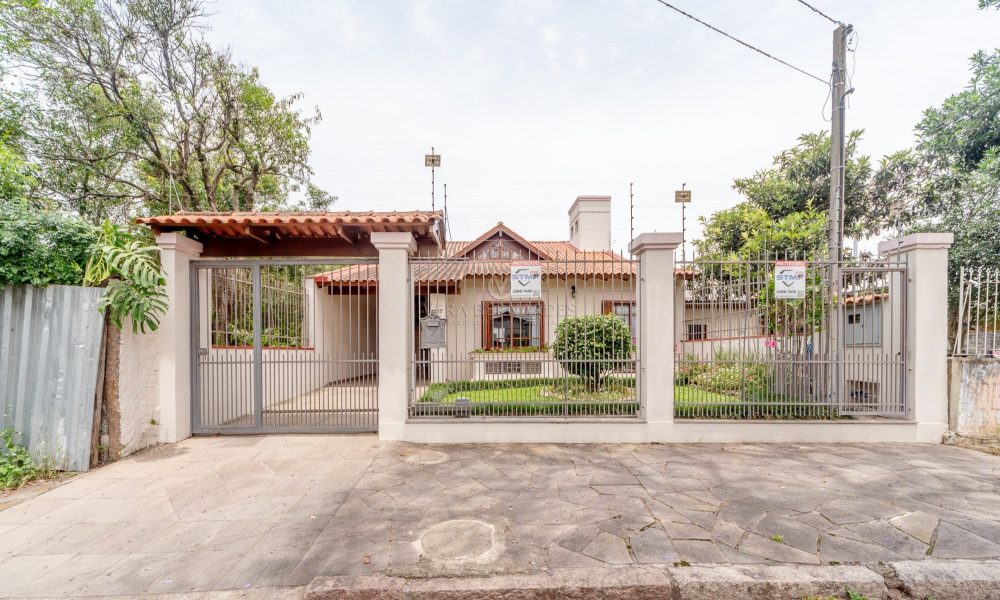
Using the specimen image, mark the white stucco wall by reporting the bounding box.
[117,327,162,457]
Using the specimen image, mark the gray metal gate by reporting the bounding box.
[191,259,378,434]
[674,257,908,419]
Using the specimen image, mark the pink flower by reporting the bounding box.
[765,338,777,349]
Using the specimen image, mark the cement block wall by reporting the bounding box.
[949,357,1000,436]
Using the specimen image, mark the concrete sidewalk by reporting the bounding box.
[2,436,1000,597]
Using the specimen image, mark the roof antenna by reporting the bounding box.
[444,183,452,240]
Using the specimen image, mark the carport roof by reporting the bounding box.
[137,210,443,241]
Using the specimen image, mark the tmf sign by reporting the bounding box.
[510,261,542,299]
[774,261,806,300]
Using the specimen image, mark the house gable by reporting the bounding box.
[452,223,551,260]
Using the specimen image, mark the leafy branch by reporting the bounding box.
[84,221,167,333]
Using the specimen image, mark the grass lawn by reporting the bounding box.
[414,376,639,417]
[674,384,840,420]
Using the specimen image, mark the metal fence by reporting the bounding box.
[408,250,639,419]
[0,285,106,471]
[191,259,378,434]
[675,255,907,419]
[953,266,1000,357]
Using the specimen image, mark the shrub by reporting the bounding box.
[0,201,97,286]
[552,314,632,387]
[0,428,43,490]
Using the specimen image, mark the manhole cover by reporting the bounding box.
[419,519,499,561]
[404,450,449,465]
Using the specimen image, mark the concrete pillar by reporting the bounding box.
[372,232,417,438]
[630,232,683,426]
[878,232,953,436]
[155,232,203,443]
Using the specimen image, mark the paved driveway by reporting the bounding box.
[2,436,1000,597]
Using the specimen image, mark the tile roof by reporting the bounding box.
[137,210,443,239]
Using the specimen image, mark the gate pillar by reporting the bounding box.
[630,232,683,426]
[155,232,203,443]
[373,232,417,437]
[879,233,953,437]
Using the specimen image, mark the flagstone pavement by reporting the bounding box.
[2,435,1000,597]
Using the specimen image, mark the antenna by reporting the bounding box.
[675,184,692,263]
[629,182,635,256]
[424,147,441,211]
[444,183,452,240]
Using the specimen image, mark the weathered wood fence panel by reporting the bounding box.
[0,285,106,471]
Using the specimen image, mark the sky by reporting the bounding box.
[203,0,999,251]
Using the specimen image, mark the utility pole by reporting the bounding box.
[827,23,852,264]
[828,23,853,408]
[629,182,634,254]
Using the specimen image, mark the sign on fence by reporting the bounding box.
[774,261,806,299]
[510,261,542,299]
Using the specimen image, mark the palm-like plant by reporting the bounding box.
[84,221,167,334]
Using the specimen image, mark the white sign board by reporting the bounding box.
[774,261,806,299]
[510,261,542,299]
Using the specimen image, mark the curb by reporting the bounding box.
[303,562,1000,600]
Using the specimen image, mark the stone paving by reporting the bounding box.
[2,436,1000,597]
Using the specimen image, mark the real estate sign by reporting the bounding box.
[774,261,806,300]
[510,261,542,299]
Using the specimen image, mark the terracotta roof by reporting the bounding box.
[842,291,889,305]
[136,210,443,240]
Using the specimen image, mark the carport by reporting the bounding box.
[137,210,445,439]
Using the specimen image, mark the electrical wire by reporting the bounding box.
[649,0,829,86]
[794,0,843,25]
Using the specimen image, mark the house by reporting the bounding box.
[312,196,639,384]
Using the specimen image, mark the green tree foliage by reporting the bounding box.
[84,221,167,333]
[552,314,632,388]
[733,130,882,238]
[981,0,999,9]
[693,202,828,260]
[0,200,97,286]
[0,0,331,222]
[883,46,1000,278]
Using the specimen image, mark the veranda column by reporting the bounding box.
[155,232,203,443]
[878,232,953,438]
[629,232,683,427]
[372,232,417,439]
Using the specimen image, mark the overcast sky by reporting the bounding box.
[204,0,998,250]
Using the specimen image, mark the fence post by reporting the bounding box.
[878,233,953,436]
[630,232,683,426]
[154,232,203,443]
[372,232,417,439]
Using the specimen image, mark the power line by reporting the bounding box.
[794,0,842,26]
[650,0,828,86]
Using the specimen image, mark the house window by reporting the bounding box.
[484,302,544,349]
[603,301,637,339]
[687,324,707,341]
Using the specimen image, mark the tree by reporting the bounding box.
[552,314,632,388]
[0,0,330,222]
[693,202,828,260]
[733,130,882,238]
[0,200,97,286]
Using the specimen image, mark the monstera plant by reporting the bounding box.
[84,221,167,334]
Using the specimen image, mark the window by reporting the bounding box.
[687,324,707,341]
[603,301,637,340]
[483,302,544,349]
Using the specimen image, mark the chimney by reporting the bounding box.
[568,195,611,251]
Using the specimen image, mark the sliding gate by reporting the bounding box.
[191,259,378,434]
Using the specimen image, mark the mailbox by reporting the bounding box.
[419,314,447,349]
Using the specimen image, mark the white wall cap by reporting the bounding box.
[878,232,954,255]
[371,231,417,253]
[155,232,203,256]
[629,232,683,255]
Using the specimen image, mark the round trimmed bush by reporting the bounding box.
[552,314,632,387]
